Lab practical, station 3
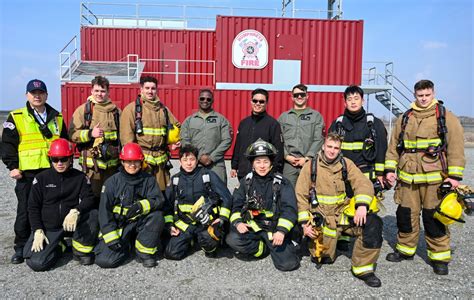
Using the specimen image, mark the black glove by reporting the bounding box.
[108,241,122,252]
[126,202,142,220]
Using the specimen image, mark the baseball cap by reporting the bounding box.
[26,79,48,93]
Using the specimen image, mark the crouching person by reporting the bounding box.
[95,143,165,268]
[295,133,383,287]
[164,144,232,259]
[226,139,300,271]
[24,139,99,271]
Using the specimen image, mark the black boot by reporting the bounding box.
[73,254,94,266]
[432,262,449,275]
[11,249,24,264]
[386,251,414,262]
[355,272,382,288]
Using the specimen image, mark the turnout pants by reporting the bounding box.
[86,166,117,201]
[165,224,219,260]
[226,228,300,272]
[23,210,99,272]
[13,175,35,253]
[146,164,170,192]
[95,211,164,268]
[394,182,451,262]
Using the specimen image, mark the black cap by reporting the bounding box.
[26,79,47,93]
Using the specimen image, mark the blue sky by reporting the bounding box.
[1,0,472,118]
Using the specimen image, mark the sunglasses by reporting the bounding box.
[199,97,213,102]
[252,99,266,105]
[293,92,307,98]
[51,157,69,163]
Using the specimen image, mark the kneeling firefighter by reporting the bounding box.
[164,144,232,259]
[95,143,165,268]
[295,133,383,287]
[226,139,300,272]
[24,138,99,271]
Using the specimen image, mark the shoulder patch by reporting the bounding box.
[3,121,15,130]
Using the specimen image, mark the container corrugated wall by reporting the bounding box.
[215,16,363,85]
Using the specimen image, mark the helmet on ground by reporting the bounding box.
[245,138,277,160]
[120,143,144,161]
[343,196,379,217]
[167,124,180,144]
[434,192,464,225]
[48,138,74,157]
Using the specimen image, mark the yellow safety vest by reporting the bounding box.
[11,107,63,171]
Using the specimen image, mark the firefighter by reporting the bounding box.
[295,133,382,288]
[226,139,300,272]
[69,75,121,201]
[24,139,99,271]
[1,79,68,264]
[120,76,181,192]
[278,83,325,187]
[180,89,233,184]
[95,143,165,268]
[384,79,465,275]
[164,144,232,259]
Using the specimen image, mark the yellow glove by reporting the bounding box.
[63,208,80,232]
[31,229,49,252]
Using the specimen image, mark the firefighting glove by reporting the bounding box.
[31,229,49,252]
[63,208,80,232]
[108,241,122,252]
[126,202,143,221]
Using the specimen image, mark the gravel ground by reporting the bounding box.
[1,151,473,298]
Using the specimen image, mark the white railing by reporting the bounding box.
[59,35,79,81]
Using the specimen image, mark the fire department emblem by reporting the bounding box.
[232,29,268,69]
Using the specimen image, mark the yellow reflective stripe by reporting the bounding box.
[352,264,374,275]
[79,157,119,169]
[263,210,274,218]
[267,232,273,241]
[404,138,441,149]
[375,163,384,172]
[399,170,443,184]
[355,194,373,205]
[103,230,120,243]
[143,153,168,166]
[317,193,346,205]
[254,241,265,257]
[175,219,189,232]
[298,210,311,223]
[427,250,451,261]
[103,131,118,140]
[341,141,364,150]
[322,226,337,238]
[230,212,242,223]
[339,214,349,226]
[385,160,398,170]
[178,204,193,213]
[277,218,294,231]
[139,199,151,215]
[72,239,94,254]
[112,205,129,216]
[135,239,157,255]
[164,215,174,223]
[248,220,262,232]
[396,243,416,256]
[142,127,166,136]
[79,130,90,142]
[338,235,350,242]
[220,207,231,219]
[448,166,464,177]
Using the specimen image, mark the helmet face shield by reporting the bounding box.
[434,192,465,225]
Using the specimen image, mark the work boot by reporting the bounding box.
[355,272,382,288]
[73,254,94,266]
[205,251,217,258]
[11,249,24,264]
[432,262,449,275]
[386,251,414,262]
[136,256,157,268]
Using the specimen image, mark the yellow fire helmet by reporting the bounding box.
[434,192,465,225]
[343,196,379,217]
[167,124,180,144]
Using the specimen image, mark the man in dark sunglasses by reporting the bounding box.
[180,89,233,183]
[278,84,325,187]
[231,88,284,180]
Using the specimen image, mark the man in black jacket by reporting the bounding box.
[24,139,98,271]
[231,88,284,180]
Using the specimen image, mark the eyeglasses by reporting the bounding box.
[51,157,69,163]
[199,97,213,102]
[293,92,307,98]
[252,99,266,105]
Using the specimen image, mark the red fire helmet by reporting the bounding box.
[48,138,74,157]
[119,143,144,161]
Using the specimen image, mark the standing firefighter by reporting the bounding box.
[295,133,383,287]
[1,79,68,264]
[95,143,165,268]
[24,139,99,271]
[164,144,232,259]
[385,80,465,275]
[69,76,121,201]
[120,76,181,192]
[226,139,300,272]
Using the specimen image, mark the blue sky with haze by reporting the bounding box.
[1,0,472,118]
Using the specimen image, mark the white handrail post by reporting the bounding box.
[175,60,179,84]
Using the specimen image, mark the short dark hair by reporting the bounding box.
[199,89,214,98]
[179,144,199,159]
[344,85,364,100]
[91,76,109,90]
[140,76,158,86]
[252,88,269,102]
[414,80,434,91]
[292,84,308,93]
